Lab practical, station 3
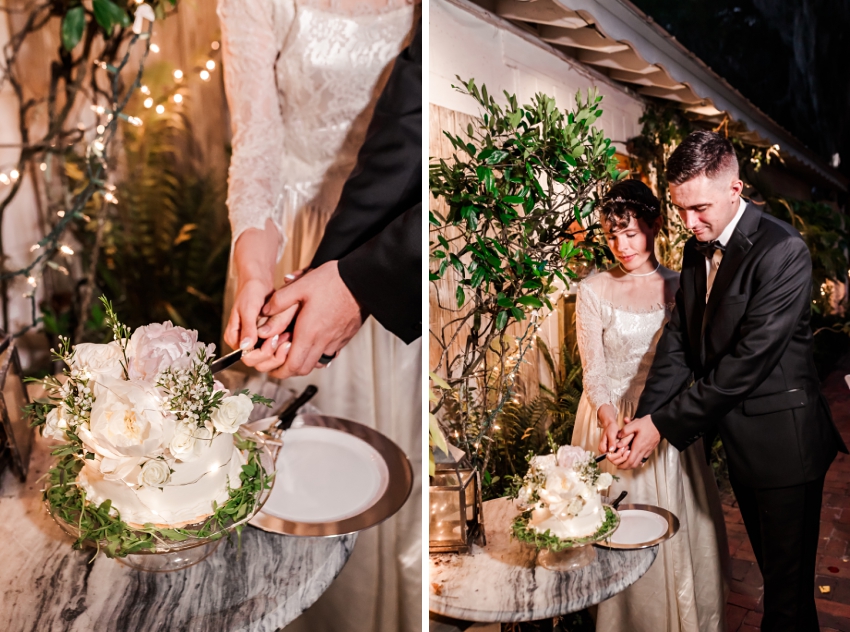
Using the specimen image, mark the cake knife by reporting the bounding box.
[211,319,334,374]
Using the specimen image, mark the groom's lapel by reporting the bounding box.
[701,204,760,340]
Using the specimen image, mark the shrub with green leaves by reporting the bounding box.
[429,78,625,469]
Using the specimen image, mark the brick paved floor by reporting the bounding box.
[724,361,850,632]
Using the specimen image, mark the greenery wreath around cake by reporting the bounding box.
[509,439,620,552]
[28,298,275,559]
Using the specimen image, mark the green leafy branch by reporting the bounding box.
[429,78,624,470]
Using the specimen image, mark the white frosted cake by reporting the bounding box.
[516,446,613,539]
[78,432,246,527]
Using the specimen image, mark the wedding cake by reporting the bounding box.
[77,429,247,527]
[515,445,613,539]
[37,307,266,532]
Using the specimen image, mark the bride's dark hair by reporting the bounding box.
[599,179,661,230]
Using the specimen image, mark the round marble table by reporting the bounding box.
[429,497,658,622]
[0,433,356,632]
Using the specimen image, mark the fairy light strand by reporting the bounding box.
[0,28,223,339]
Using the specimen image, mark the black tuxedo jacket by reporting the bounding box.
[309,19,422,344]
[636,203,847,488]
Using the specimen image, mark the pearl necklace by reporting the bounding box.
[619,262,661,277]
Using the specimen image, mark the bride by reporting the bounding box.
[216,1,421,631]
[571,179,729,631]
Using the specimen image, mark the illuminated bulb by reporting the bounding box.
[200,70,210,81]
[0,174,8,185]
[155,104,165,114]
[96,125,105,134]
[10,169,19,180]
[93,141,105,152]
[211,41,220,50]
[140,85,150,95]
[57,211,65,218]
[173,94,183,103]
[150,44,160,53]
[173,69,183,80]
[494,425,501,430]
[39,163,47,171]
[128,116,143,126]
[205,60,216,71]
[144,97,153,108]
[26,276,36,287]
[104,192,117,204]
[60,245,74,255]
[29,244,39,252]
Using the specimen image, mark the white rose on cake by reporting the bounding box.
[71,341,125,383]
[597,472,614,490]
[127,321,214,382]
[168,423,216,463]
[211,394,252,434]
[169,422,197,456]
[529,454,557,476]
[43,406,69,441]
[80,375,174,480]
[139,459,171,488]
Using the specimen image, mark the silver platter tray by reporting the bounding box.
[247,414,413,537]
[595,503,680,550]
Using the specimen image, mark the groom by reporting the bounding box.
[615,131,847,631]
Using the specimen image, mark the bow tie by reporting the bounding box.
[694,239,726,259]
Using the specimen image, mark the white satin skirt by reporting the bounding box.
[571,392,729,632]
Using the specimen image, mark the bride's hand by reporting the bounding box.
[224,277,274,352]
[597,404,620,454]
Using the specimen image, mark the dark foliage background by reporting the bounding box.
[632,0,850,186]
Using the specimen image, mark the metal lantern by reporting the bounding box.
[429,449,485,554]
[0,334,32,482]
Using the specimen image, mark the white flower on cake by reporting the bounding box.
[127,321,213,382]
[169,421,197,456]
[168,423,214,463]
[32,299,273,548]
[81,375,174,480]
[71,341,125,383]
[211,394,253,434]
[43,406,69,441]
[139,459,171,488]
[514,444,614,540]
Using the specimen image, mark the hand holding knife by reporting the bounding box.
[211,315,335,374]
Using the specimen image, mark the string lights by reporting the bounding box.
[0,11,223,339]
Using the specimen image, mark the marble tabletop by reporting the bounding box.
[0,432,356,632]
[429,497,658,622]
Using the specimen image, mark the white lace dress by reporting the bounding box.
[571,271,729,632]
[217,2,421,631]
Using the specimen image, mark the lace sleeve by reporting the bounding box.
[218,0,286,254]
[576,283,612,413]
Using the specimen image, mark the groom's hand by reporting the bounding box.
[254,261,367,378]
[615,415,660,469]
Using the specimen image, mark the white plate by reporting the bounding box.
[610,509,669,545]
[262,426,389,523]
[248,414,413,536]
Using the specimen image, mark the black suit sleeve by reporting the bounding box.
[635,283,692,418]
[650,236,812,450]
[310,19,422,343]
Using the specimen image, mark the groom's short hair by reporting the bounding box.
[667,130,738,185]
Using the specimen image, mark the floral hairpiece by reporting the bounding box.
[603,196,659,213]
